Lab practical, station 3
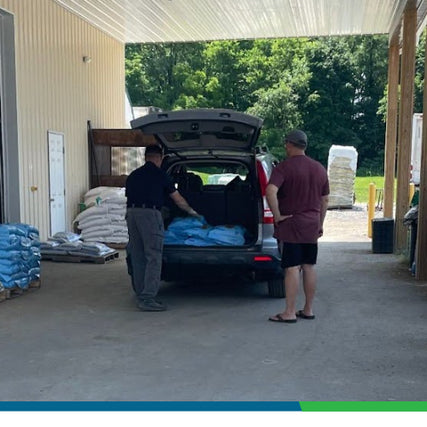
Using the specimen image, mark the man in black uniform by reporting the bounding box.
[125,145,200,311]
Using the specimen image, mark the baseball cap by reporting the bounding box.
[284,130,307,149]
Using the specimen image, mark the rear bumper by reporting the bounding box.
[161,248,282,281]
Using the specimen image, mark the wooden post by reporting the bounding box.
[415,31,427,281]
[383,35,399,218]
[395,1,416,254]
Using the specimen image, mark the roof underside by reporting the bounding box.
[54,0,427,44]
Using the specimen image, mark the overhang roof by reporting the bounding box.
[55,0,427,44]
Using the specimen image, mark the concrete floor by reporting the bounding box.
[1,225,427,401]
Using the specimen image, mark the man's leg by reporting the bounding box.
[139,211,164,300]
[126,209,147,299]
[301,264,316,316]
[270,242,302,321]
[281,266,300,319]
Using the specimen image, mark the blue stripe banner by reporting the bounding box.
[0,401,302,411]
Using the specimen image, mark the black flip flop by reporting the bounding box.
[269,313,297,323]
[296,310,315,320]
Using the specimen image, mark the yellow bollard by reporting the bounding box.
[368,183,376,238]
[409,182,415,204]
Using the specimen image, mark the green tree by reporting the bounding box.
[125,42,205,108]
[414,30,426,113]
[125,36,390,172]
[351,35,388,174]
[301,37,360,165]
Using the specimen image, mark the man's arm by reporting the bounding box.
[265,183,292,225]
[169,191,199,216]
[319,194,329,237]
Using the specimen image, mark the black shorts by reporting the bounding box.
[280,242,318,268]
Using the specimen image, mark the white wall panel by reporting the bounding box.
[0,0,125,238]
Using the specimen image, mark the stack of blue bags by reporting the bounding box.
[0,224,41,290]
[165,216,246,246]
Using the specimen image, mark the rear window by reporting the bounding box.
[163,130,253,144]
[168,162,250,191]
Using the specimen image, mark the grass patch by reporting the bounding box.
[354,176,386,204]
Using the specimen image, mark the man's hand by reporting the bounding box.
[188,208,202,219]
[274,214,293,225]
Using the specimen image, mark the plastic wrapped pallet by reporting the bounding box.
[327,145,358,209]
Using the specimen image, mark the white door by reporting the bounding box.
[48,132,66,235]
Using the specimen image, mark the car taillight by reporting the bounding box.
[254,256,273,262]
[256,160,268,196]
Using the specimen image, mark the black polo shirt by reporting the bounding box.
[125,161,176,208]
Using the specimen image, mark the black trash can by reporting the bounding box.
[372,218,394,253]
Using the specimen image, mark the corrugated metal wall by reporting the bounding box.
[0,0,125,239]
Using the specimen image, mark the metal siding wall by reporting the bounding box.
[0,0,125,239]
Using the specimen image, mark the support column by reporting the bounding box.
[383,34,400,218]
[395,1,417,253]
[415,31,427,280]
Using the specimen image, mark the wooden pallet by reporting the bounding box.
[41,251,119,264]
[105,242,127,250]
[0,279,41,302]
[0,288,7,303]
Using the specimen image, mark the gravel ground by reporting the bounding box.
[322,203,377,242]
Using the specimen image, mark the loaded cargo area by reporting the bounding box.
[162,161,260,247]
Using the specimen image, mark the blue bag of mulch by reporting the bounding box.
[0,250,22,261]
[208,225,246,246]
[13,276,30,289]
[21,249,34,261]
[30,237,41,247]
[164,230,185,245]
[0,261,22,275]
[0,235,21,250]
[186,226,211,240]
[19,237,32,249]
[167,216,207,235]
[9,223,39,238]
[29,267,41,281]
[31,246,41,258]
[0,271,27,287]
[0,224,26,237]
[185,237,216,246]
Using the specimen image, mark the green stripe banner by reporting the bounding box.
[300,402,427,411]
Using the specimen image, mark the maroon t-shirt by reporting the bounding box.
[269,155,329,243]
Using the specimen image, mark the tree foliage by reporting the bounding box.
[125,35,426,174]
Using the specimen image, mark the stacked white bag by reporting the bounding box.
[74,187,129,245]
[327,145,358,209]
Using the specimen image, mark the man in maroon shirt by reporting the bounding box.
[266,130,329,323]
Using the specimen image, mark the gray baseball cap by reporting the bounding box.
[284,130,307,148]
